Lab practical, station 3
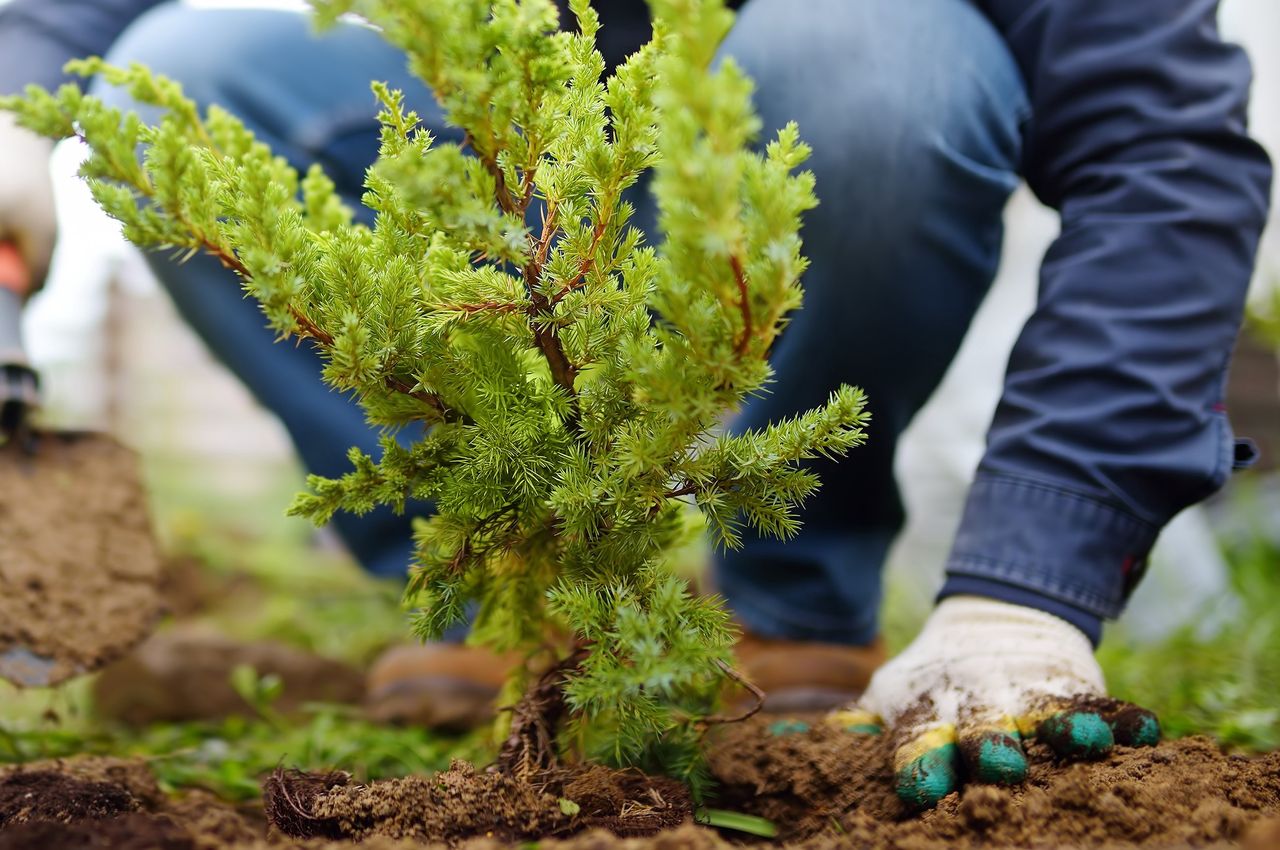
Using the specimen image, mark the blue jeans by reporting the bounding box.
[98,4,445,579]
[101,0,1026,643]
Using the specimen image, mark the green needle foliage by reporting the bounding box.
[1,0,867,781]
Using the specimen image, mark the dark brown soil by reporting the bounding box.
[0,771,138,826]
[706,718,1280,848]
[1,725,1278,849]
[264,760,689,844]
[0,812,195,850]
[0,432,163,687]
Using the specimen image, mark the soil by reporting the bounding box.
[264,761,689,844]
[0,432,163,687]
[1,722,1277,849]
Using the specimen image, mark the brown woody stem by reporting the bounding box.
[697,659,765,727]
[550,215,609,307]
[730,255,751,356]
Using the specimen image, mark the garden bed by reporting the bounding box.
[2,719,1278,850]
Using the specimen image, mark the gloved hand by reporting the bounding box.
[0,113,56,294]
[829,595,1160,809]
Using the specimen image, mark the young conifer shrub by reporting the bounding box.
[1,0,867,784]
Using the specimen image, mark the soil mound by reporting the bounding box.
[0,754,169,808]
[263,760,690,843]
[0,771,138,826]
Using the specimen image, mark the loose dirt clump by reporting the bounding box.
[708,716,900,839]
[264,759,690,844]
[165,790,267,849]
[0,433,163,687]
[0,760,196,850]
[0,755,169,809]
[561,765,690,836]
[0,771,137,827]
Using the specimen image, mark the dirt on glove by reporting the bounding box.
[1,721,1278,849]
[0,433,163,687]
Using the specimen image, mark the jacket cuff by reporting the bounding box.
[940,472,1160,633]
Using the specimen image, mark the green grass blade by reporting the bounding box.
[695,807,779,838]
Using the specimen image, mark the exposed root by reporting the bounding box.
[261,769,350,840]
[496,648,588,780]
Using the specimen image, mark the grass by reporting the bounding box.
[0,703,489,801]
[1099,531,1280,751]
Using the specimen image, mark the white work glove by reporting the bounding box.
[0,113,56,293]
[828,596,1160,809]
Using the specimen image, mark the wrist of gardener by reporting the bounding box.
[937,471,1161,647]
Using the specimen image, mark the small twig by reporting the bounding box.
[533,202,559,270]
[663,474,731,502]
[530,312,579,393]
[443,504,522,575]
[518,164,538,213]
[729,255,751,356]
[697,659,765,727]
[550,215,609,307]
[444,300,528,316]
[466,131,520,215]
[288,307,335,347]
[382,375,463,423]
[664,482,699,500]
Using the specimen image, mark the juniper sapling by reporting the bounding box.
[0,0,868,785]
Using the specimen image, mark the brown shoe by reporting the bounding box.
[365,643,519,731]
[733,631,886,713]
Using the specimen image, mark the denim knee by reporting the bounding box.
[102,4,244,108]
[726,0,1028,237]
[99,3,419,199]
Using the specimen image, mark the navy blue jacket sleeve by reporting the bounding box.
[941,0,1273,640]
[0,0,163,95]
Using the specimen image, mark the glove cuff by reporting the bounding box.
[927,595,1096,659]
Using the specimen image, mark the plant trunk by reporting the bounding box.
[496,647,588,780]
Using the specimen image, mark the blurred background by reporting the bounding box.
[1,0,1277,797]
